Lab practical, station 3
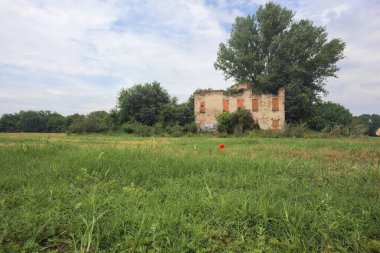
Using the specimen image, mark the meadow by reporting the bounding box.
[0,133,379,252]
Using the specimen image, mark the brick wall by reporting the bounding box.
[194,86,285,130]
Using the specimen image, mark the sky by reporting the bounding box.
[0,0,379,116]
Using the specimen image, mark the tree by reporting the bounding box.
[17,110,50,132]
[0,113,20,132]
[159,102,194,128]
[117,82,171,126]
[69,111,112,133]
[355,114,380,136]
[0,111,67,133]
[214,2,345,123]
[46,112,66,132]
[308,101,353,131]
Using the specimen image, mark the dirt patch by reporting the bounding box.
[291,149,312,159]
[0,133,65,138]
[0,142,17,147]
[117,140,147,145]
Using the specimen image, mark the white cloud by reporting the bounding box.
[0,0,379,116]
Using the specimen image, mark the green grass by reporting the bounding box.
[0,133,379,252]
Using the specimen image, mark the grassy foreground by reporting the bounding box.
[0,133,379,252]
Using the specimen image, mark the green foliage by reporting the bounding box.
[214,2,345,123]
[183,122,198,134]
[322,125,351,137]
[0,113,20,132]
[159,102,194,128]
[216,112,232,134]
[117,81,171,126]
[355,114,380,136]
[348,117,368,137]
[17,111,46,132]
[309,101,353,131]
[193,88,214,94]
[223,88,245,95]
[70,111,112,134]
[122,121,197,137]
[0,134,379,251]
[187,94,195,113]
[283,123,308,138]
[0,111,67,133]
[46,113,66,132]
[121,122,153,136]
[217,109,255,135]
[164,124,184,137]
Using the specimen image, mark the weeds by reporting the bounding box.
[0,133,379,251]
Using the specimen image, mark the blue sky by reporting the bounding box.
[0,0,379,116]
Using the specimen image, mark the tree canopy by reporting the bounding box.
[214,2,345,123]
[355,114,380,136]
[308,101,353,131]
[116,82,171,126]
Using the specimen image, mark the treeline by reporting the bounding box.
[0,82,196,136]
[0,81,379,137]
[0,110,113,134]
[215,102,380,137]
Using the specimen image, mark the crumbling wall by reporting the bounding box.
[194,86,285,131]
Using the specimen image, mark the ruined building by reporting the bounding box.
[194,84,285,130]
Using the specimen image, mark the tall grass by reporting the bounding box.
[0,133,379,252]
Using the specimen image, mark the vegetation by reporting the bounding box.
[214,2,345,123]
[216,109,256,135]
[117,82,171,126]
[0,2,377,251]
[223,88,245,95]
[355,114,380,136]
[0,133,379,252]
[69,111,114,134]
[0,111,68,133]
[309,101,353,131]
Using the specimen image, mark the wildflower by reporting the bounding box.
[218,144,225,150]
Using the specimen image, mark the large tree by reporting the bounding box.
[117,82,171,126]
[308,101,353,131]
[214,2,345,122]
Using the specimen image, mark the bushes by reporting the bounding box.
[309,101,353,131]
[283,123,308,138]
[216,112,232,134]
[69,111,113,134]
[216,109,256,135]
[122,121,198,137]
[122,122,153,136]
[0,111,69,133]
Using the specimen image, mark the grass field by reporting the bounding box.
[0,133,379,252]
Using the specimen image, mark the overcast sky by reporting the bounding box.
[0,0,379,116]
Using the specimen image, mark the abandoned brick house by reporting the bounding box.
[194,83,285,130]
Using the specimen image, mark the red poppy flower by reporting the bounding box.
[218,144,225,150]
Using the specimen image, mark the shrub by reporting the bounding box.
[230,109,255,134]
[165,125,184,137]
[283,123,308,138]
[322,125,350,137]
[122,122,153,136]
[69,111,112,134]
[216,112,233,134]
[153,123,166,136]
[217,109,255,135]
[183,122,198,134]
[348,119,367,137]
